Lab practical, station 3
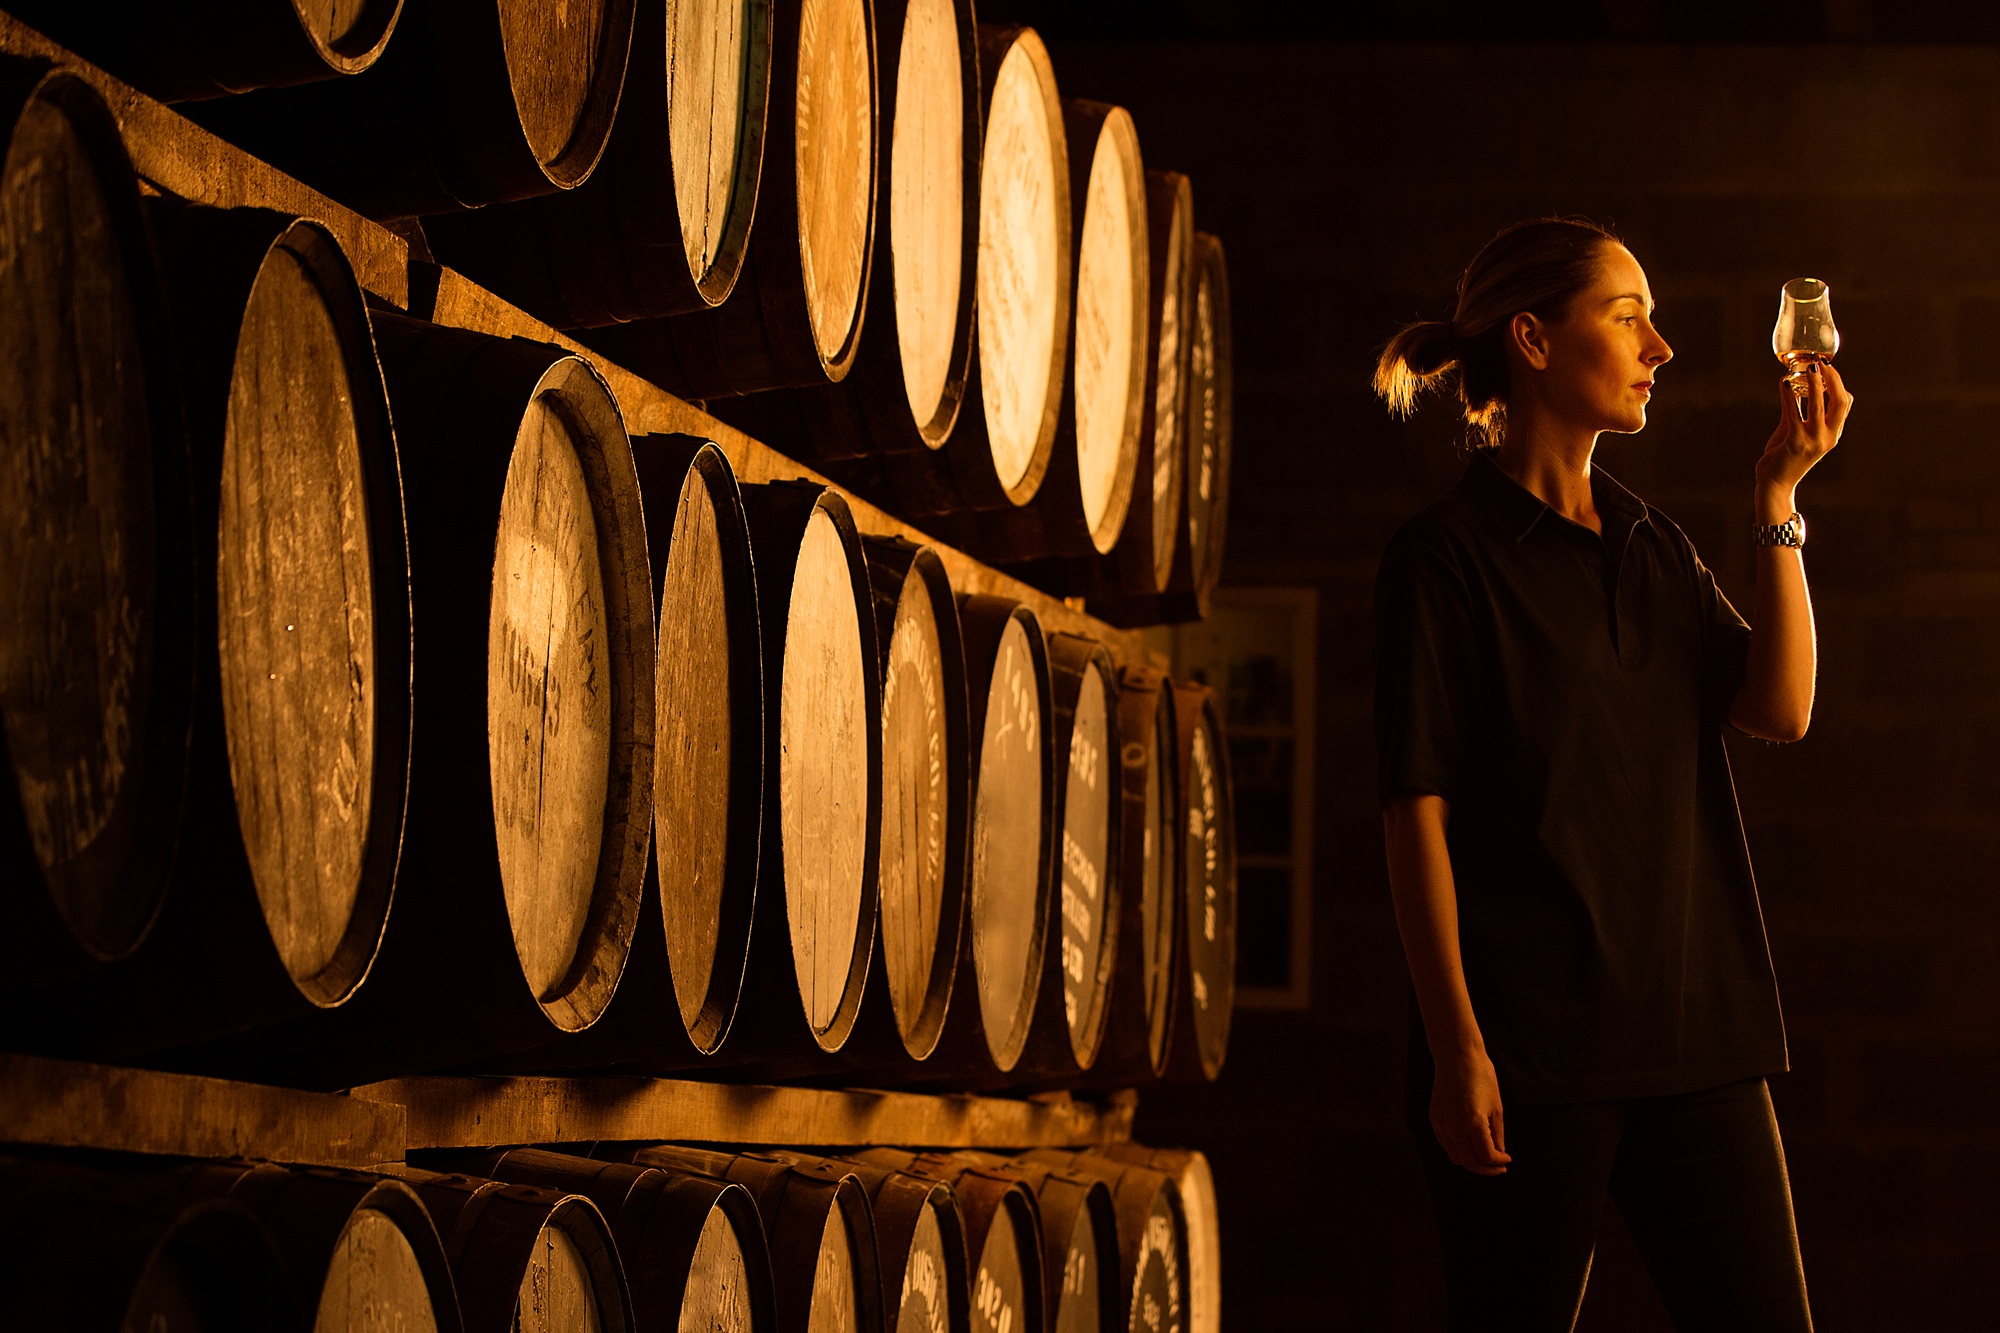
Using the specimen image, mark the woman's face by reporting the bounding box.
[1519,244,1674,436]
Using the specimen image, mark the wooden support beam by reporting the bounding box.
[0,1052,406,1168]
[354,1075,1136,1152]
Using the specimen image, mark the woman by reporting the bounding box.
[1372,217,1850,1331]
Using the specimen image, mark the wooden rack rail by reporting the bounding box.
[0,1053,1132,1169]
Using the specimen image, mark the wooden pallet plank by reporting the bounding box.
[355,1075,1135,1152]
[0,1052,407,1168]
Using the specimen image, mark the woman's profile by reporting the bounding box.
[1372,217,1851,1331]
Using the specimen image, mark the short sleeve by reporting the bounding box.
[1374,529,1484,807]
[1694,548,1752,724]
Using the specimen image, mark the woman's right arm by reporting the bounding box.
[1383,791,1512,1177]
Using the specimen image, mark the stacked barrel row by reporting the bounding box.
[10,0,1234,625]
[0,1140,1222,1333]
[0,62,1236,1094]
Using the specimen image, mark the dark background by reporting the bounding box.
[990,2,2000,1328]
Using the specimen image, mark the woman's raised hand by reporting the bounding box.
[1758,361,1852,501]
[1431,1047,1513,1177]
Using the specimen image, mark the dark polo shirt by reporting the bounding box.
[1374,450,1787,1104]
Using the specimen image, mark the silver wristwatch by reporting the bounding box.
[1753,511,1806,548]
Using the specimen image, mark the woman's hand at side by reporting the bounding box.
[1431,1044,1511,1178]
[1383,792,1513,1177]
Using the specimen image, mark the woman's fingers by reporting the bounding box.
[1823,362,1855,434]
[1806,362,1826,430]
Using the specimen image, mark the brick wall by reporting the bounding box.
[1051,40,2000,1330]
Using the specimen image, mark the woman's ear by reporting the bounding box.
[1509,311,1551,371]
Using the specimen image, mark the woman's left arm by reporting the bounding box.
[1731,360,1854,742]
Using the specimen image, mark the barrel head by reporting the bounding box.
[1053,1198,1103,1333]
[889,0,967,437]
[680,1196,763,1333]
[121,1203,297,1333]
[670,0,765,295]
[973,28,1068,502]
[777,496,878,1046]
[0,72,184,965]
[486,356,652,1033]
[968,605,1052,1071]
[651,442,762,1050]
[1140,685,1179,1072]
[794,0,876,369]
[491,393,613,1004]
[1138,171,1192,597]
[498,0,632,186]
[1069,104,1147,555]
[1057,656,1114,1062]
[877,549,964,1056]
[314,1207,441,1333]
[219,220,405,1009]
[1174,685,1235,1081]
[1126,1190,1184,1333]
[1183,235,1231,607]
[971,1199,1029,1333]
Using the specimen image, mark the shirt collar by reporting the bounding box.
[1456,448,1651,543]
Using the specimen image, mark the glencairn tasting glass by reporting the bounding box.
[1772,277,1839,416]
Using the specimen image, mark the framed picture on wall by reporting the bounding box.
[1169,586,1316,1011]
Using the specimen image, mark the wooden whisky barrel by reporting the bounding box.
[710,0,979,462]
[6,0,404,102]
[644,437,765,1054]
[190,0,636,216]
[811,1154,967,1333]
[626,1147,883,1333]
[168,210,409,1015]
[856,539,969,1064]
[882,24,1067,516]
[726,482,880,1058]
[445,1148,774,1333]
[394,1167,631,1333]
[1097,1148,1216,1333]
[1082,666,1179,1087]
[1017,634,1120,1082]
[852,1151,1044,1333]
[914,595,1055,1080]
[978,101,1146,564]
[1166,682,1234,1083]
[1017,1154,1185,1333]
[0,65,192,982]
[425,0,774,326]
[585,0,878,396]
[1104,171,1192,602]
[182,1161,463,1333]
[1184,235,1233,611]
[960,1154,1119,1333]
[0,1155,297,1331]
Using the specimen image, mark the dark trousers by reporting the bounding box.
[1411,1078,1813,1332]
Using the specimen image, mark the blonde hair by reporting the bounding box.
[1373,217,1622,447]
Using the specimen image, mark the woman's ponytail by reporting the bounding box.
[1372,319,1460,418]
[1373,216,1621,447]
